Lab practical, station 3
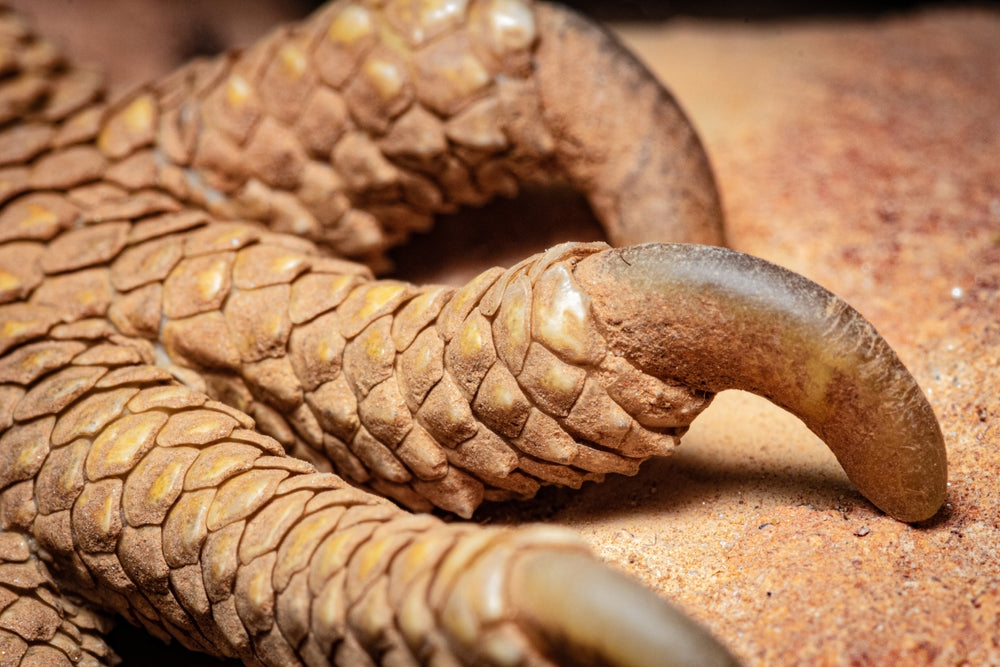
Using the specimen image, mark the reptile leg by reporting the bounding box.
[88,0,723,270]
[2,338,737,665]
[121,230,942,522]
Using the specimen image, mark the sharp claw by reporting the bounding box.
[434,527,737,666]
[532,3,725,248]
[575,243,947,522]
[507,549,739,667]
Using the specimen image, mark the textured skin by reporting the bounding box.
[0,0,946,665]
[0,2,732,665]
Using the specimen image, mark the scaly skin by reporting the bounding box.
[0,1,945,665]
[80,0,722,266]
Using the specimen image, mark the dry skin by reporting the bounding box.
[8,0,996,660]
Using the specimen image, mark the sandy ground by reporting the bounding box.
[9,2,1000,664]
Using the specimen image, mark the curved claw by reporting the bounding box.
[507,549,738,667]
[574,244,947,522]
[532,3,726,247]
